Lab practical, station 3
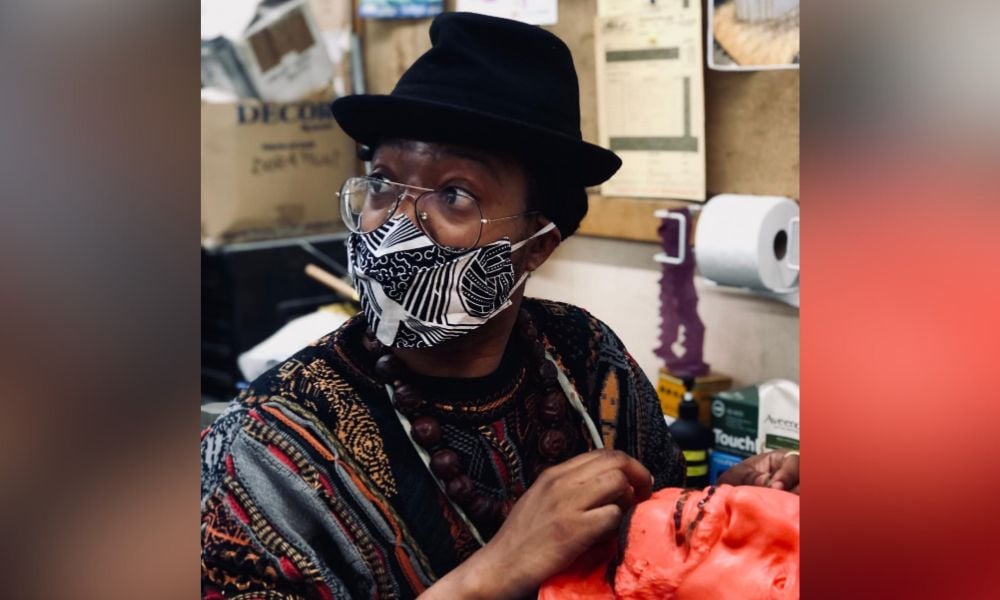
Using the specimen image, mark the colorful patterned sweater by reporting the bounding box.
[201,298,685,599]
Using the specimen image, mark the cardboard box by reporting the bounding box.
[710,386,759,457]
[709,450,744,485]
[657,369,732,427]
[201,94,357,245]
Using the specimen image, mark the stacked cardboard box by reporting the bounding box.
[656,369,732,427]
[201,91,358,245]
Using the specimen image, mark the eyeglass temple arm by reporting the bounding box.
[481,210,542,224]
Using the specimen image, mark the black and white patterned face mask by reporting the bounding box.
[347,215,556,349]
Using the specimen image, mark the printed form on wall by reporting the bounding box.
[455,0,558,26]
[595,0,706,200]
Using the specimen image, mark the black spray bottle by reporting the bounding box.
[668,377,713,488]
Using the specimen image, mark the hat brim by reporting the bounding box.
[331,94,621,188]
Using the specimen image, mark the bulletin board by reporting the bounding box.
[358,0,799,243]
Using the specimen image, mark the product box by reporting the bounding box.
[657,369,732,427]
[709,450,744,485]
[237,0,334,103]
[201,93,358,245]
[202,0,335,103]
[757,379,800,453]
[710,386,759,457]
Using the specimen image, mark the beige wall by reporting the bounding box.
[527,236,799,388]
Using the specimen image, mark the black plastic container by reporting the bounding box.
[669,378,714,488]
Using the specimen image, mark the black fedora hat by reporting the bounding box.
[330,12,621,188]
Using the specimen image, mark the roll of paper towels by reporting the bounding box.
[695,194,799,292]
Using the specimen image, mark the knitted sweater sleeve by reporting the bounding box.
[200,399,365,600]
[201,404,314,599]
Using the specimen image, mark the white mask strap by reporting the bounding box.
[511,270,530,294]
[511,221,557,252]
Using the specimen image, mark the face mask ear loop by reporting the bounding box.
[510,221,557,252]
[508,222,557,292]
[507,222,557,295]
[510,270,531,294]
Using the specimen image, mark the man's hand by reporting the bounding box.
[422,449,652,600]
[717,450,799,494]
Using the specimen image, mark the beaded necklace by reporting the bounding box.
[366,308,603,545]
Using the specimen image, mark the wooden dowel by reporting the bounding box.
[305,264,360,302]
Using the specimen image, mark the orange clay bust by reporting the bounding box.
[539,485,800,599]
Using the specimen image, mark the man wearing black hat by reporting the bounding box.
[201,12,799,599]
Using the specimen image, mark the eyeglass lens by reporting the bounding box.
[340,177,483,249]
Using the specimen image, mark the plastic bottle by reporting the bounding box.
[669,377,713,488]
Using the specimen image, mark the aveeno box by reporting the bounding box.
[710,386,759,457]
[757,379,800,453]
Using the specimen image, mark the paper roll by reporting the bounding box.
[694,194,799,292]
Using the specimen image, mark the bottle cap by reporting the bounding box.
[679,396,700,421]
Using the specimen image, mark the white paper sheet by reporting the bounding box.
[456,0,557,26]
[595,2,706,200]
[598,0,694,18]
[201,0,260,40]
[238,306,351,382]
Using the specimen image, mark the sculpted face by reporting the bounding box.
[539,485,800,599]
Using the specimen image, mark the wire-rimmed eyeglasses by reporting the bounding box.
[338,176,539,250]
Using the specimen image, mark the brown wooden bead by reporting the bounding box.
[374,354,404,383]
[539,390,568,424]
[446,475,476,504]
[392,383,424,413]
[430,449,462,480]
[361,330,384,355]
[466,495,497,522]
[538,360,559,385]
[538,428,569,459]
[411,416,442,449]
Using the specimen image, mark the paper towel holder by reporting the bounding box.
[787,216,800,271]
[653,207,702,265]
[653,208,800,308]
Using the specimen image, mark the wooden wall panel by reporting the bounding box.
[360,18,434,95]
[546,0,599,145]
[704,68,799,199]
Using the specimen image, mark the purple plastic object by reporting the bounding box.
[656,208,710,377]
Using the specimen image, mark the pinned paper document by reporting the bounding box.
[457,0,558,26]
[595,1,706,200]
